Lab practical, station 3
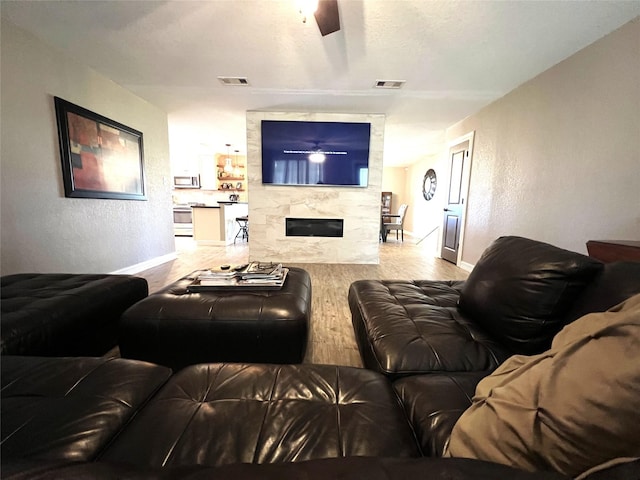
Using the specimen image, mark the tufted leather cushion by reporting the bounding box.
[349,279,510,379]
[393,372,489,457]
[458,236,603,354]
[446,294,640,477]
[1,356,172,462]
[101,363,420,467]
[119,268,311,370]
[1,273,148,356]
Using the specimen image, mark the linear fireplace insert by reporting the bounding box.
[285,218,344,237]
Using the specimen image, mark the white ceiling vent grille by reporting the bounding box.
[218,76,250,86]
[374,80,406,89]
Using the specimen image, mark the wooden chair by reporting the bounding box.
[383,204,408,242]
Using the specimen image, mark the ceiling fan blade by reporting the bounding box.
[314,0,340,36]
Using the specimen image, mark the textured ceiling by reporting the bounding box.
[3,1,639,166]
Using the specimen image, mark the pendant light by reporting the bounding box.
[233,149,241,177]
[223,143,233,173]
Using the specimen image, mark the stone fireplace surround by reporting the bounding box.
[246,111,385,264]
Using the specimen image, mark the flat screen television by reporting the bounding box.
[261,120,371,187]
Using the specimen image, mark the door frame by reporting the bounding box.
[439,131,475,267]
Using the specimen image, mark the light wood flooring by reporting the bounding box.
[134,234,469,368]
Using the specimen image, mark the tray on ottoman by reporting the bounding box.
[119,267,312,370]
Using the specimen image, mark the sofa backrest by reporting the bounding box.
[565,261,640,323]
[458,236,604,355]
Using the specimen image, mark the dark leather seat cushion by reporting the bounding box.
[393,372,489,457]
[119,267,311,370]
[458,236,604,354]
[1,356,172,462]
[101,363,420,467]
[1,273,148,356]
[349,279,510,379]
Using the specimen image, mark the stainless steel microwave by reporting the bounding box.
[173,175,200,189]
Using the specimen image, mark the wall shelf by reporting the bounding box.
[216,153,247,192]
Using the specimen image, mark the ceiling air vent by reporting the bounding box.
[374,80,405,89]
[218,76,250,86]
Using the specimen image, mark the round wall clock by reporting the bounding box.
[422,169,437,201]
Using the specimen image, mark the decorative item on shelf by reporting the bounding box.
[236,182,243,189]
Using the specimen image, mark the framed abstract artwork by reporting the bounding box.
[54,97,146,200]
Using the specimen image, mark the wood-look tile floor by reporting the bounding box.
[134,235,469,368]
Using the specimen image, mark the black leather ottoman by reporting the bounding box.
[119,267,311,370]
[101,363,420,467]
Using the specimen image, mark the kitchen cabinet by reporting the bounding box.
[192,203,249,245]
[172,156,199,176]
[199,154,217,190]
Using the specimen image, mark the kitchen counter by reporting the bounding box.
[192,203,249,245]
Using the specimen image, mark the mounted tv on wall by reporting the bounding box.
[261,120,371,187]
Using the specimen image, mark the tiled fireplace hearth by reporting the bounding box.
[286,218,344,238]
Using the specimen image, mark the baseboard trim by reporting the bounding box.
[459,261,474,272]
[111,252,177,275]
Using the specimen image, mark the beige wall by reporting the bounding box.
[246,111,385,263]
[405,152,451,249]
[381,166,438,241]
[1,19,175,275]
[442,18,640,265]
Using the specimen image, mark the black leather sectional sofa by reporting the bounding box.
[2,237,639,479]
[1,356,566,480]
[349,236,640,380]
[1,273,148,356]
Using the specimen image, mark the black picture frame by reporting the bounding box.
[54,96,146,200]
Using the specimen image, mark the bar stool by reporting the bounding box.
[234,216,248,243]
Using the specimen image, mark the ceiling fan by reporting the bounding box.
[315,0,340,36]
[299,0,340,36]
